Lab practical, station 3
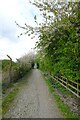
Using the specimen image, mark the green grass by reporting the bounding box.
[45,77,54,93]
[53,93,77,118]
[2,87,18,115]
[44,76,78,118]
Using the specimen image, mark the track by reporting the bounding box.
[4,69,63,118]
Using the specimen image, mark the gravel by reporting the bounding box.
[3,69,63,118]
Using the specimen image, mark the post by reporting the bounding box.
[66,79,68,88]
[77,83,79,97]
[7,55,12,83]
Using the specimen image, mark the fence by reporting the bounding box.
[48,74,80,98]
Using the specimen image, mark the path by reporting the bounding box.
[4,69,64,118]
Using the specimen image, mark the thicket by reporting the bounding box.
[17,1,79,82]
[2,52,35,90]
[35,1,80,82]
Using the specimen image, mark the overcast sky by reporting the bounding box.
[0,0,42,61]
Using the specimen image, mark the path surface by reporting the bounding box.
[4,69,63,118]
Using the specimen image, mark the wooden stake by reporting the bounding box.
[7,55,12,83]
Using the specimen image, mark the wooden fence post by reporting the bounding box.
[66,79,68,88]
[7,55,12,83]
[77,83,79,97]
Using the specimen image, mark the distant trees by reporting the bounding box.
[18,52,35,71]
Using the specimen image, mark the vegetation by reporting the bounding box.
[2,52,35,92]
[17,1,80,83]
[2,87,18,115]
[35,1,80,82]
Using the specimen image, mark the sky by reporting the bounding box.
[0,0,42,61]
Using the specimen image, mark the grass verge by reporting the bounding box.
[2,87,18,115]
[44,76,78,118]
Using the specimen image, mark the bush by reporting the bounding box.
[2,52,35,90]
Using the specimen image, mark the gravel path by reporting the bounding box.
[4,69,64,118]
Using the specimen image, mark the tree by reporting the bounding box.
[16,1,80,82]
